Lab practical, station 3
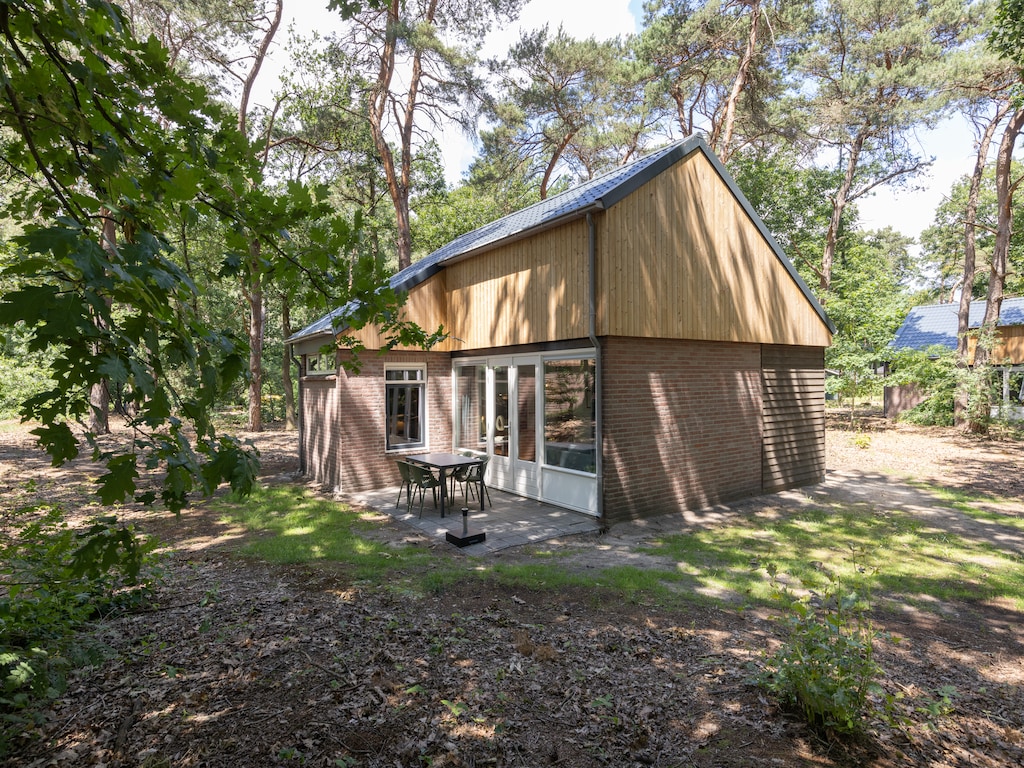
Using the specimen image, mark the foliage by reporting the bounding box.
[824,229,914,412]
[753,563,888,734]
[483,26,655,196]
[1,505,160,753]
[992,0,1024,77]
[0,0,425,510]
[889,346,958,426]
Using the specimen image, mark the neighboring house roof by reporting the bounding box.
[289,135,832,344]
[891,298,1024,351]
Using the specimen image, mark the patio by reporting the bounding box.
[346,484,602,554]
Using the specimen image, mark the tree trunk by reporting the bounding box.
[954,104,1007,426]
[235,0,281,433]
[282,295,296,430]
[89,211,118,435]
[366,0,438,272]
[821,132,865,294]
[967,107,1024,433]
[244,248,264,432]
[718,0,760,162]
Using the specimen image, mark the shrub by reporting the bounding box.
[0,358,54,421]
[753,563,885,735]
[1,505,161,755]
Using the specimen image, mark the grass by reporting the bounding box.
[907,481,1024,532]
[645,499,1024,611]
[212,483,1024,613]
[215,485,443,582]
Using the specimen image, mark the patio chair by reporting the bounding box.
[407,462,441,517]
[452,455,491,508]
[395,460,414,510]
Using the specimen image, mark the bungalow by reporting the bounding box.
[287,137,835,525]
[886,298,1024,418]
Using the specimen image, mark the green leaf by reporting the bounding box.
[95,454,139,505]
[30,423,79,466]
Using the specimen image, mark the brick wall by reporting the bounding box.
[299,349,453,493]
[601,337,764,524]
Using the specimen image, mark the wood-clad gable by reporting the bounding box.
[597,150,831,347]
[329,141,831,353]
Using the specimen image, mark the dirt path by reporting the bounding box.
[2,417,1024,768]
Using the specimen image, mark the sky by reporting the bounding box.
[263,0,979,246]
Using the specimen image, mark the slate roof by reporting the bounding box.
[289,135,832,343]
[891,298,1024,351]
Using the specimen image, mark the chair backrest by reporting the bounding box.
[467,455,488,481]
[408,462,433,486]
[396,460,412,482]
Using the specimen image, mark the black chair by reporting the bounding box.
[407,462,441,517]
[395,460,414,511]
[452,456,490,508]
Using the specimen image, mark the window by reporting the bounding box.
[453,364,486,454]
[306,351,335,375]
[543,357,596,473]
[386,367,426,450]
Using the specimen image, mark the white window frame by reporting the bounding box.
[305,351,336,377]
[385,364,427,451]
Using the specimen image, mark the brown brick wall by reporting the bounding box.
[299,349,452,493]
[601,337,764,524]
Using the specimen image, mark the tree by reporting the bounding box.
[825,228,914,418]
[638,0,803,160]
[0,0,261,509]
[484,27,655,198]
[335,0,525,271]
[795,0,966,293]
[0,0,427,513]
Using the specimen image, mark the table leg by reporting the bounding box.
[439,467,447,518]
[478,463,485,511]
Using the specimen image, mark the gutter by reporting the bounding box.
[587,212,604,524]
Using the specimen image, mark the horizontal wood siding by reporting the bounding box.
[761,344,826,492]
[598,151,832,348]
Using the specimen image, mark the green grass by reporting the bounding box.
[214,485,443,581]
[211,483,1024,614]
[907,481,1024,532]
[645,502,1024,611]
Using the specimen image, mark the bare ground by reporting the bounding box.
[1,414,1023,767]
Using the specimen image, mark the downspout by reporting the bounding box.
[586,213,604,524]
[292,347,306,476]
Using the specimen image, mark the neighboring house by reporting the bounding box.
[886,298,1024,418]
[287,136,835,526]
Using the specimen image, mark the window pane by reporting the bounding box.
[517,364,536,462]
[385,368,425,449]
[494,366,509,457]
[454,364,486,453]
[543,358,596,473]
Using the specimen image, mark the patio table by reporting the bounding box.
[405,452,485,519]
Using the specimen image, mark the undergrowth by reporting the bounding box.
[752,561,895,735]
[1,504,161,755]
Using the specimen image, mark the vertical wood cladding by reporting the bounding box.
[761,344,826,493]
[597,151,832,348]
[601,337,764,524]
